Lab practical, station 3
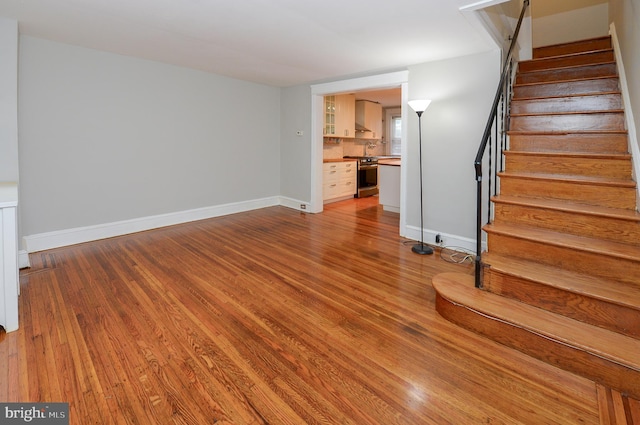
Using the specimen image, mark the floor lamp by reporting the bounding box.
[408,99,433,255]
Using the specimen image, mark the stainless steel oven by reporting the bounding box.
[345,156,379,198]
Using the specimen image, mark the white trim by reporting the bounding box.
[23,197,281,253]
[459,0,509,12]
[18,250,29,269]
[278,196,312,212]
[405,224,484,253]
[310,71,410,235]
[610,23,640,209]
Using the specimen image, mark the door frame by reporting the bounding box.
[310,71,409,237]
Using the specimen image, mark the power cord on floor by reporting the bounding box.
[400,240,475,265]
[439,246,476,265]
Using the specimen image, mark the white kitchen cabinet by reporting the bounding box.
[324,94,355,138]
[323,161,357,202]
[379,162,401,213]
[355,100,383,140]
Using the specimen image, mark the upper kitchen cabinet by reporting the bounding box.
[324,94,355,138]
[355,100,383,140]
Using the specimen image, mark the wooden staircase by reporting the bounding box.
[433,36,640,421]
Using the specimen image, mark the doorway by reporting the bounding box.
[310,71,409,237]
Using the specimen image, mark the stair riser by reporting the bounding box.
[510,94,623,114]
[508,133,629,154]
[513,78,619,99]
[493,203,640,244]
[516,63,617,85]
[520,50,615,73]
[486,233,640,286]
[435,292,640,399]
[504,154,632,178]
[533,38,612,59]
[499,177,637,209]
[510,113,625,132]
[482,269,640,338]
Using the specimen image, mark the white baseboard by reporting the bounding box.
[278,196,312,212]
[23,196,284,253]
[610,23,640,209]
[18,250,30,269]
[22,194,483,260]
[405,225,484,254]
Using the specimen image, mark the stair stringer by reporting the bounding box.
[610,22,640,210]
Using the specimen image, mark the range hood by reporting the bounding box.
[355,123,372,133]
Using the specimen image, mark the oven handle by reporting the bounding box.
[359,164,378,170]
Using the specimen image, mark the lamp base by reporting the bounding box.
[412,243,434,255]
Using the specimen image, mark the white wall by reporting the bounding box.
[280,85,312,207]
[478,0,532,62]
[406,50,501,245]
[18,37,281,245]
[532,2,609,47]
[0,18,18,182]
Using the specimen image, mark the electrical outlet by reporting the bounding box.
[435,234,442,244]
[300,204,306,210]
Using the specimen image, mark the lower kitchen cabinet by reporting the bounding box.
[323,161,357,202]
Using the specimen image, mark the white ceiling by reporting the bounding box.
[0,0,498,87]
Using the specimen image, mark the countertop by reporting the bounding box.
[323,158,357,163]
[378,158,401,166]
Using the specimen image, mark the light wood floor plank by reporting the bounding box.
[1,198,604,424]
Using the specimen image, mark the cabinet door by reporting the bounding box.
[369,103,383,139]
[335,94,355,138]
[356,101,383,139]
[324,96,336,136]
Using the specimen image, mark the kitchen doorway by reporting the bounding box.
[310,71,409,238]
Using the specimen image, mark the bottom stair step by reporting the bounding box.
[481,252,640,338]
[432,272,640,399]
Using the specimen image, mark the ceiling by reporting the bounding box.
[0,0,499,87]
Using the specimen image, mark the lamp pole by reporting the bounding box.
[408,100,433,255]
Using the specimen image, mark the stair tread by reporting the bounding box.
[433,272,640,371]
[492,195,640,221]
[503,151,631,160]
[508,129,628,135]
[518,60,616,75]
[511,92,621,101]
[521,48,614,64]
[481,252,640,309]
[511,110,624,117]
[514,75,618,88]
[484,223,640,261]
[511,91,622,102]
[533,36,611,53]
[498,171,637,187]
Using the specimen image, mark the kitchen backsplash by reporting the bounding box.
[323,139,386,159]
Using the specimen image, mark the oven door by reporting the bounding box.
[357,164,379,197]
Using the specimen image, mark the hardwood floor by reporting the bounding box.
[0,198,603,424]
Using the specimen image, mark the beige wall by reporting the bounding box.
[533,0,608,18]
[532,0,609,47]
